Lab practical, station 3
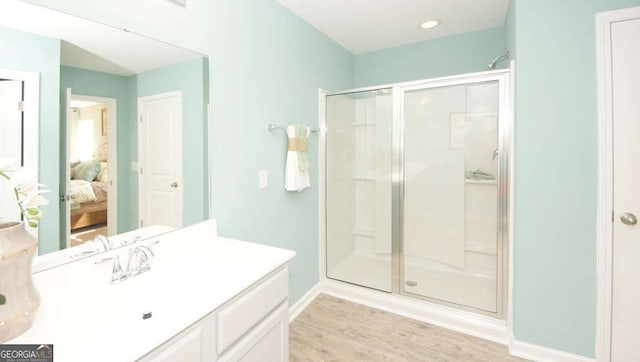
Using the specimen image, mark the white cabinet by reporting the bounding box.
[218,303,288,362]
[152,328,203,362]
[216,268,288,355]
[138,267,290,362]
[143,325,211,362]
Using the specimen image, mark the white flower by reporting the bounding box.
[22,193,49,209]
[0,162,48,228]
[9,167,38,189]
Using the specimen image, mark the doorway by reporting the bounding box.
[63,92,117,248]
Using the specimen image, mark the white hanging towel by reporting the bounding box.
[285,124,311,192]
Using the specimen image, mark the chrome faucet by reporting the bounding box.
[95,245,155,284]
[92,235,112,251]
[126,245,155,277]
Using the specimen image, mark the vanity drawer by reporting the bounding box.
[216,267,288,355]
[144,327,203,362]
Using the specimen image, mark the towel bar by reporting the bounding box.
[267,123,320,133]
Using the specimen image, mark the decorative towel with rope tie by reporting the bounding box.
[285,125,311,191]
[287,137,308,152]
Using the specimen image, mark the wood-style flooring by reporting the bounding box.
[290,294,526,362]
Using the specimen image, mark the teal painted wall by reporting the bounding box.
[505,1,516,60]
[136,57,209,226]
[512,0,640,357]
[208,0,353,303]
[0,25,60,254]
[354,27,506,87]
[59,66,136,233]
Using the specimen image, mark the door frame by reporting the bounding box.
[64,93,118,247]
[137,91,183,228]
[0,68,39,239]
[0,68,38,170]
[595,6,640,362]
[393,71,511,319]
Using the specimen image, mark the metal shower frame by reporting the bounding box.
[322,68,511,319]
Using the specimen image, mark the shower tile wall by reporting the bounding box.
[326,95,356,275]
[402,81,499,313]
[326,90,392,292]
[353,95,392,256]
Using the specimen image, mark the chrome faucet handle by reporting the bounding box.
[111,255,123,282]
[95,255,123,283]
[126,246,155,275]
[92,235,112,251]
[135,245,155,257]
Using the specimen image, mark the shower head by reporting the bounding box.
[487,51,510,69]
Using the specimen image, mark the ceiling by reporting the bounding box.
[0,0,202,76]
[277,0,511,54]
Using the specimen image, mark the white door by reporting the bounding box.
[611,16,640,361]
[0,79,23,221]
[138,91,183,228]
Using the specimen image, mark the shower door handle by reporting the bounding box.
[620,212,637,226]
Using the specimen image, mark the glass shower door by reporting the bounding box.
[401,80,504,314]
[325,88,393,292]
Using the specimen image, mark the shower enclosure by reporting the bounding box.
[325,70,509,317]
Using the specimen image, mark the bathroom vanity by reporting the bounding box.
[7,220,296,362]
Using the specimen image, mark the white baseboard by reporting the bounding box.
[510,340,595,362]
[320,279,508,345]
[289,284,321,323]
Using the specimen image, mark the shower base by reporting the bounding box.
[329,253,496,312]
[328,253,392,292]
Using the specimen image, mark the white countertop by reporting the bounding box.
[8,219,296,361]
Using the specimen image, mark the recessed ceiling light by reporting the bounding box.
[419,19,441,29]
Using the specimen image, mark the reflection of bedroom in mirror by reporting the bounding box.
[67,96,116,247]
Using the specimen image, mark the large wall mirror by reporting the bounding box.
[0,1,210,258]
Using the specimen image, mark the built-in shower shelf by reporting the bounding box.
[465,179,497,185]
[352,229,375,238]
[352,122,376,127]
